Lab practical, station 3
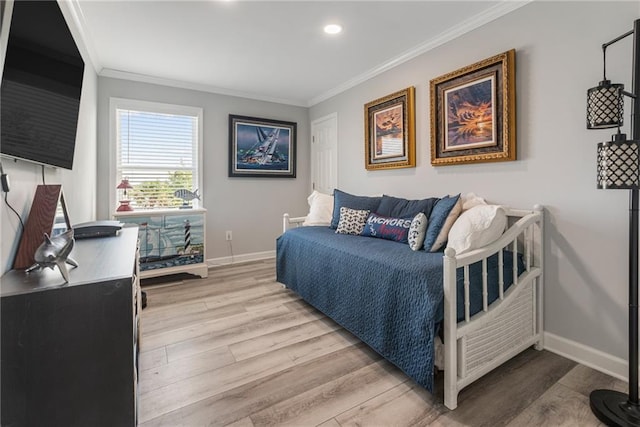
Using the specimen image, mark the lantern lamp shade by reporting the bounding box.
[117,178,133,190]
[587,80,624,129]
[116,178,134,211]
[597,135,640,189]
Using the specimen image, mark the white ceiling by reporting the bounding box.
[72,1,528,106]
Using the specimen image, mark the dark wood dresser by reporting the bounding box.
[1,226,141,427]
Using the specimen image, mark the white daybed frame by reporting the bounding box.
[282,205,544,410]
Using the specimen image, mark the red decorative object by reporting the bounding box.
[116,178,133,212]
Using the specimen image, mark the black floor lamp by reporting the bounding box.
[588,18,640,427]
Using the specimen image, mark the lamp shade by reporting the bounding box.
[597,133,640,189]
[117,178,133,190]
[587,80,624,129]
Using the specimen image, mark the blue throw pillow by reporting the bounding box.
[361,212,413,243]
[377,195,439,219]
[423,194,462,252]
[330,189,382,229]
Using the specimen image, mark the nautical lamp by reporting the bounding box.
[116,178,134,212]
[588,18,640,426]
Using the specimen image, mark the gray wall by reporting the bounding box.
[0,3,98,273]
[309,1,640,365]
[97,78,310,261]
[3,0,638,375]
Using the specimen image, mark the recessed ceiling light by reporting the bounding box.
[324,24,342,35]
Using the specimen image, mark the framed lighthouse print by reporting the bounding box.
[229,115,297,178]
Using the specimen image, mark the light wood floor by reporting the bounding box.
[138,260,624,426]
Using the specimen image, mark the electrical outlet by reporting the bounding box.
[225,230,232,241]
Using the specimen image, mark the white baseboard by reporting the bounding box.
[207,250,275,267]
[544,331,628,383]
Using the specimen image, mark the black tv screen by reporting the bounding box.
[1,0,84,170]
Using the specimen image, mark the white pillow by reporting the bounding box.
[408,212,428,251]
[447,204,507,255]
[303,191,334,226]
[461,192,487,211]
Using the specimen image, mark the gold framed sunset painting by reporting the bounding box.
[430,49,516,166]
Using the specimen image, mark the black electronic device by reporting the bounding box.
[73,220,123,239]
[1,0,85,170]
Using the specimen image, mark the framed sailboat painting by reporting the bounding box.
[229,115,297,178]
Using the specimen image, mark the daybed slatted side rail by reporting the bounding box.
[442,205,544,410]
[283,213,306,232]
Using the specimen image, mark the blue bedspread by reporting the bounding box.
[276,226,519,391]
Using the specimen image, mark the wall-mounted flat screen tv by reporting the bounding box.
[1,0,85,170]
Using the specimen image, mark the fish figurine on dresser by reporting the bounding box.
[25,229,79,283]
[174,188,200,209]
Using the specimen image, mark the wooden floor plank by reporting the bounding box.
[224,417,255,427]
[164,308,324,362]
[138,260,623,427]
[228,317,340,361]
[286,328,361,365]
[249,360,408,426]
[242,289,301,311]
[142,299,207,320]
[334,381,445,427]
[558,364,627,397]
[139,342,297,423]
[143,305,290,351]
[316,419,341,427]
[140,343,378,427]
[139,345,236,394]
[202,285,283,311]
[506,383,604,426]
[143,302,245,335]
[433,349,576,427]
[139,346,167,371]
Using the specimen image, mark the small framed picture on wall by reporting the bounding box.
[364,87,416,170]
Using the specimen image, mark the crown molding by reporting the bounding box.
[64,0,531,108]
[60,0,102,73]
[307,0,532,107]
[99,68,308,107]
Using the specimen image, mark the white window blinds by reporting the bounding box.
[115,104,201,210]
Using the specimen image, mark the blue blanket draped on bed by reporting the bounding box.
[276,226,520,391]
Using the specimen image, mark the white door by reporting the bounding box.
[310,113,338,195]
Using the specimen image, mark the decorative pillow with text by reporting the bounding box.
[361,213,413,243]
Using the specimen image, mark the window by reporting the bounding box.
[111,98,203,211]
